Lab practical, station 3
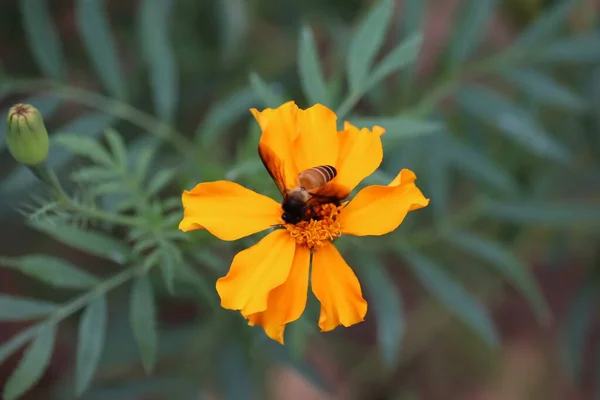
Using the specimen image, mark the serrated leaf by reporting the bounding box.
[446,136,518,193]
[0,296,58,321]
[481,201,600,227]
[447,0,498,68]
[0,94,62,150]
[357,259,404,369]
[564,282,599,380]
[148,168,176,195]
[138,0,178,121]
[71,167,117,182]
[104,128,128,168]
[536,34,600,64]
[75,0,126,99]
[402,250,500,347]
[76,296,107,395]
[196,86,260,144]
[298,26,329,106]
[130,275,158,374]
[346,0,394,91]
[249,72,285,108]
[514,0,584,49]
[368,32,422,90]
[3,324,56,400]
[135,145,157,182]
[92,181,129,197]
[28,220,131,264]
[0,255,99,289]
[457,85,570,163]
[502,68,586,111]
[19,0,64,80]
[446,230,550,323]
[350,116,442,142]
[53,133,114,167]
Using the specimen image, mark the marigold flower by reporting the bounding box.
[180,101,429,344]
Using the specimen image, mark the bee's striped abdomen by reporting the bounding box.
[298,165,337,191]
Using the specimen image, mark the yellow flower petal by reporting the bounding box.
[216,230,296,316]
[311,242,367,331]
[335,122,385,191]
[293,104,339,172]
[339,169,429,236]
[251,101,299,189]
[179,180,282,241]
[246,245,310,344]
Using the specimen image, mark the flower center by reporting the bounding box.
[286,203,342,250]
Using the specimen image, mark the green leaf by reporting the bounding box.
[401,250,500,347]
[368,32,422,90]
[457,85,570,164]
[28,220,131,264]
[446,137,518,193]
[425,131,449,221]
[3,324,56,400]
[135,145,157,182]
[53,133,114,167]
[349,116,442,142]
[298,25,329,106]
[130,274,158,374]
[249,72,285,108]
[76,296,108,395]
[447,0,498,68]
[104,128,128,168]
[513,0,584,49]
[446,230,550,323]
[400,0,426,37]
[481,201,600,227]
[19,0,64,80]
[75,0,126,99]
[159,241,182,295]
[536,34,600,64]
[148,168,176,195]
[563,282,598,380]
[0,255,99,289]
[138,0,178,122]
[196,87,260,144]
[71,167,117,182]
[346,0,394,92]
[357,259,404,369]
[502,68,586,111]
[0,296,58,321]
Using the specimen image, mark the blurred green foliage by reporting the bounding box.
[0,0,600,399]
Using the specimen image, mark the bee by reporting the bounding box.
[258,143,350,224]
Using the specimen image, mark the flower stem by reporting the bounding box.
[28,163,143,228]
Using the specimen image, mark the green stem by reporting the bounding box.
[0,267,138,363]
[28,163,143,228]
[5,79,195,158]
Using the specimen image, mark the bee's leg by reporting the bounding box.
[270,224,286,230]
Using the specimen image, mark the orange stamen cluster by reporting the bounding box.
[286,203,342,250]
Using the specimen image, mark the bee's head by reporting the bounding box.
[282,212,301,224]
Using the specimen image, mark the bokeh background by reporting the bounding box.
[1,0,600,399]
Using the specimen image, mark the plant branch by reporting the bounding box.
[4,79,196,158]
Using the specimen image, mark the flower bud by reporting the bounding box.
[6,103,50,166]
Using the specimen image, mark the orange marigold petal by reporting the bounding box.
[339,169,430,236]
[216,230,296,316]
[179,180,282,241]
[335,122,385,191]
[246,245,310,344]
[311,243,367,332]
[251,101,299,188]
[293,104,339,172]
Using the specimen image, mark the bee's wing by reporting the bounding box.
[258,143,288,197]
[306,182,351,206]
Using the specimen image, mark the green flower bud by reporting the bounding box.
[6,103,50,166]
